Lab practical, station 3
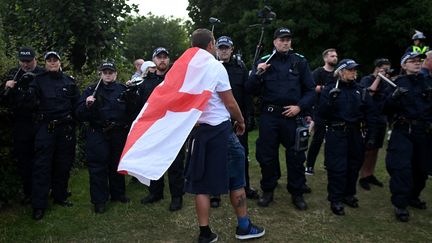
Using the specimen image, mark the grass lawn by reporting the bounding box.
[0,130,431,242]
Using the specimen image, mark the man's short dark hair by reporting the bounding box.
[191,29,214,49]
[322,48,337,58]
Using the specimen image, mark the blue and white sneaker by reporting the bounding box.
[235,221,265,240]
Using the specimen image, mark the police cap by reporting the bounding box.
[99,62,117,71]
[18,47,36,61]
[335,59,359,72]
[216,36,234,48]
[152,47,169,58]
[400,52,426,65]
[274,27,292,39]
[44,51,61,60]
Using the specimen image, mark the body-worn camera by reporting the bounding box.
[294,117,310,152]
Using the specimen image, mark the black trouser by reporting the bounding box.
[12,119,35,197]
[32,122,75,209]
[324,126,364,202]
[386,124,431,208]
[306,121,326,168]
[149,145,185,198]
[256,112,306,196]
[86,128,127,204]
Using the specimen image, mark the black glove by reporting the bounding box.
[422,87,432,100]
[391,87,408,99]
[246,115,256,132]
[329,88,341,101]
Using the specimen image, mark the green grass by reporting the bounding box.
[1,130,431,242]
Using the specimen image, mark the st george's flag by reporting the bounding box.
[117,47,228,185]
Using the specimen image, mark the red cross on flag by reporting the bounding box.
[118,47,224,185]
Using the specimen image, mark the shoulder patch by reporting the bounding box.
[295,53,304,58]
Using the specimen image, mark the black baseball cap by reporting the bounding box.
[152,47,169,58]
[274,27,292,39]
[18,47,36,61]
[216,36,234,48]
[44,51,61,60]
[374,58,391,67]
[335,59,360,72]
[99,62,117,71]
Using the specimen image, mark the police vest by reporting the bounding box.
[412,45,430,54]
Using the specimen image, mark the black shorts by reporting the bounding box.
[365,123,387,150]
[184,121,231,195]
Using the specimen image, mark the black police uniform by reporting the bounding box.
[222,56,255,191]
[306,67,337,170]
[137,71,185,202]
[76,81,133,206]
[247,50,315,200]
[0,66,44,200]
[318,80,373,211]
[29,70,80,210]
[383,74,432,213]
[359,74,389,150]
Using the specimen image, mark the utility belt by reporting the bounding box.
[37,114,74,133]
[327,121,361,132]
[90,121,129,133]
[262,103,291,117]
[393,118,432,134]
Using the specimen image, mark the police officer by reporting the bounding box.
[406,30,429,54]
[318,59,373,216]
[246,27,315,209]
[29,51,80,220]
[76,62,132,213]
[305,48,338,175]
[0,47,44,204]
[209,36,258,208]
[138,47,185,211]
[383,52,432,222]
[358,58,392,190]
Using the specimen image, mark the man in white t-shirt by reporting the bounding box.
[184,29,264,243]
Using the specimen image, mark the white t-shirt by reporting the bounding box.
[197,58,231,126]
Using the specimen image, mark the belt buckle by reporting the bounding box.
[267,106,274,112]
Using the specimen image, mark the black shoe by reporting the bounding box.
[342,196,359,208]
[32,208,45,220]
[245,187,259,199]
[53,199,73,207]
[409,198,427,209]
[67,191,72,198]
[330,202,345,216]
[359,177,371,190]
[198,232,218,243]
[94,203,106,214]
[111,195,130,203]
[210,196,221,208]
[140,194,163,204]
[169,197,183,211]
[302,184,312,194]
[292,195,308,210]
[394,207,409,222]
[367,175,384,187]
[257,191,273,207]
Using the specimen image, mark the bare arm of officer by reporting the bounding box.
[368,68,386,95]
[218,90,245,135]
[282,105,301,117]
[5,80,17,89]
[257,63,271,72]
[86,95,96,107]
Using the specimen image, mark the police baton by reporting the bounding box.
[377,73,397,88]
[3,67,22,96]
[255,49,276,75]
[92,78,103,97]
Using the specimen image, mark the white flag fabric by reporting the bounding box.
[118,47,221,185]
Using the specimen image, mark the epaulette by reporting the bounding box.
[260,54,271,60]
[295,53,305,58]
[66,75,76,82]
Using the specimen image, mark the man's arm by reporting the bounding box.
[218,89,245,135]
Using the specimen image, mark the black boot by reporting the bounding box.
[330,202,345,216]
[169,197,183,211]
[257,191,273,207]
[292,195,307,210]
[32,208,45,220]
[394,207,409,222]
[140,194,163,204]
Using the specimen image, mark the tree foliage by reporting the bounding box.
[122,14,190,61]
[1,0,137,72]
[188,0,432,70]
